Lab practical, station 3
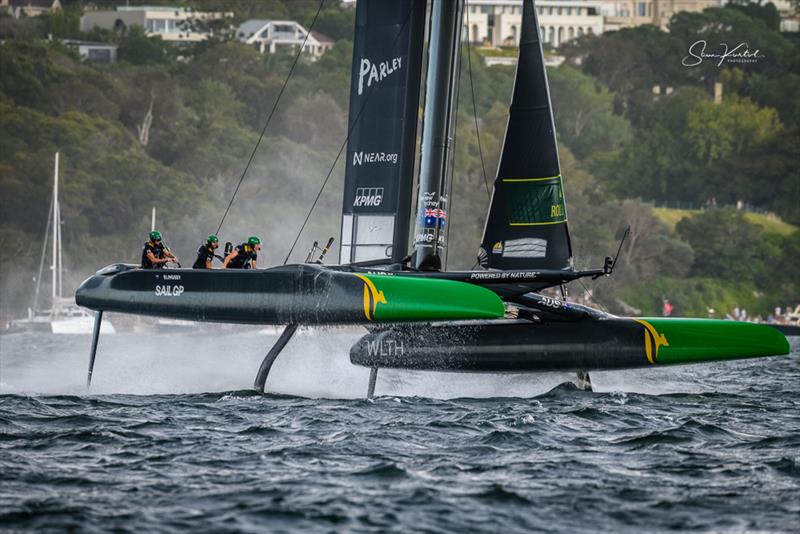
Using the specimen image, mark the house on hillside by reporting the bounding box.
[61,39,118,64]
[1,0,61,19]
[237,20,334,59]
[80,5,231,42]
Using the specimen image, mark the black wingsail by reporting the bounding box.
[339,0,426,264]
[479,0,572,271]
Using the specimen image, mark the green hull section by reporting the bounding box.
[355,273,505,322]
[634,318,790,365]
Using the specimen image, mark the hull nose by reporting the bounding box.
[75,274,106,310]
[75,264,137,310]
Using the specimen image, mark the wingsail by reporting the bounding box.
[479,0,572,271]
[340,0,426,264]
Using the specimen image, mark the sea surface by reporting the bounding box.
[1,330,799,533]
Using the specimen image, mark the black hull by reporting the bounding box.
[74,263,508,325]
[351,319,646,371]
[76,264,369,324]
[349,318,790,372]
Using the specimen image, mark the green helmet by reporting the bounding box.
[149,230,162,241]
[248,236,261,246]
[207,234,219,244]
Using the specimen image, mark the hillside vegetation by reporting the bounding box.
[0,1,797,318]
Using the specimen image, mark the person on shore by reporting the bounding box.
[223,236,261,269]
[662,298,674,317]
[192,235,220,269]
[141,230,179,269]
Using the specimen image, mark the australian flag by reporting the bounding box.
[423,208,447,228]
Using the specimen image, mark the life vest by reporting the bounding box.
[227,244,257,269]
[141,241,166,269]
[192,244,216,269]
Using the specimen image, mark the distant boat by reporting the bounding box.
[9,153,115,335]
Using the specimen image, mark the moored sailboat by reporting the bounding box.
[10,152,115,335]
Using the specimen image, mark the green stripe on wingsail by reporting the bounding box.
[635,318,790,365]
[357,274,505,322]
[505,175,567,226]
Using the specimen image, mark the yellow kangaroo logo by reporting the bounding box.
[634,320,669,364]
[354,274,387,321]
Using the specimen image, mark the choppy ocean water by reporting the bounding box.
[1,331,799,532]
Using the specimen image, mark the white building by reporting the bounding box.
[600,0,720,31]
[61,39,118,64]
[80,6,231,42]
[466,0,604,48]
[770,0,799,32]
[466,0,727,48]
[237,20,335,58]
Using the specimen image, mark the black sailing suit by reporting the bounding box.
[227,244,257,269]
[141,241,166,269]
[192,244,217,269]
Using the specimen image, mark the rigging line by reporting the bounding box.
[444,34,464,271]
[282,6,417,265]
[465,0,491,199]
[282,136,344,265]
[215,0,326,236]
[577,277,609,313]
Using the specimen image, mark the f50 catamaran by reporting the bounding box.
[76,0,790,396]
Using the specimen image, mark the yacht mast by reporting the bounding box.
[412,0,463,270]
[51,152,60,302]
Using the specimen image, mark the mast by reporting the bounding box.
[51,152,59,303]
[412,0,464,271]
[57,191,62,299]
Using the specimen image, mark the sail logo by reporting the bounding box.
[634,320,669,364]
[354,274,387,321]
[352,152,398,166]
[357,56,403,95]
[366,339,404,358]
[155,285,184,297]
[353,187,384,207]
[415,229,444,245]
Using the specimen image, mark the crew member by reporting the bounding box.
[141,230,179,269]
[223,236,261,269]
[192,234,220,269]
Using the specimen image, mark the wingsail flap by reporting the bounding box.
[479,0,572,271]
[340,0,426,264]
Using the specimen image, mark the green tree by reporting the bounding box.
[744,73,800,129]
[712,128,800,224]
[685,96,781,163]
[676,208,780,283]
[0,41,65,107]
[118,26,175,66]
[548,65,631,160]
[564,25,687,124]
[727,1,782,31]
[609,88,707,200]
[44,6,81,39]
